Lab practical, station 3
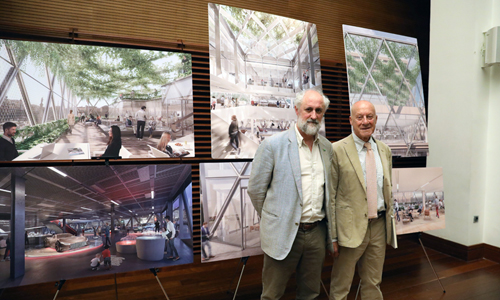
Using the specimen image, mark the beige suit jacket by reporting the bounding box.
[330,134,395,248]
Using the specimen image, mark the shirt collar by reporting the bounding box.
[352,133,376,153]
[1,135,13,144]
[295,124,319,148]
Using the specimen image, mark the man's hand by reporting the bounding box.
[332,241,339,258]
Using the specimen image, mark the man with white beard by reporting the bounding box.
[248,89,337,299]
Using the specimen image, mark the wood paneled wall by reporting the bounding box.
[0,0,430,297]
[0,0,429,62]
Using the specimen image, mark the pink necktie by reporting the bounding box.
[365,142,378,219]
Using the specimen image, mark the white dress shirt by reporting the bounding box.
[295,125,325,223]
[352,134,385,212]
[135,109,147,121]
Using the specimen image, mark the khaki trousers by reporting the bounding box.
[330,216,386,300]
[261,220,326,300]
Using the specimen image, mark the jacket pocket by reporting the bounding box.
[262,208,279,219]
[337,206,353,241]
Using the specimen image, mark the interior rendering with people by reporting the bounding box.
[0,164,193,288]
[200,162,262,262]
[0,40,194,161]
[209,4,323,158]
[392,167,445,235]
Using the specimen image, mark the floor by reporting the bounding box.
[1,234,499,300]
[395,211,446,235]
[56,121,194,158]
[0,231,193,289]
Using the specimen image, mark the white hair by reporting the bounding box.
[294,89,330,111]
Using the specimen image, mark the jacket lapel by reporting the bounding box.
[344,135,366,192]
[288,129,303,202]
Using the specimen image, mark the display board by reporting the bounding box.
[199,162,263,262]
[392,167,444,235]
[209,3,324,159]
[0,164,193,288]
[343,25,428,157]
[0,39,194,161]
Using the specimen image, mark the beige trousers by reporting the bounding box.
[330,216,386,300]
[261,220,327,300]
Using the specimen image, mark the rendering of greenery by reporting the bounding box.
[16,119,69,150]
[220,4,304,52]
[1,40,191,102]
[344,34,421,107]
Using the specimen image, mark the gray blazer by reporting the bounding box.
[248,128,337,260]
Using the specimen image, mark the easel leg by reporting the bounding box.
[354,279,361,300]
[53,279,66,300]
[418,233,446,293]
[150,268,170,300]
[320,279,330,299]
[227,256,250,299]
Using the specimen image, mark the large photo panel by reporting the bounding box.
[209,4,323,159]
[343,25,428,157]
[0,39,194,161]
[200,162,263,262]
[392,167,444,235]
[0,164,193,288]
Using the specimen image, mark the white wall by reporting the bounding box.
[484,1,500,248]
[427,0,500,247]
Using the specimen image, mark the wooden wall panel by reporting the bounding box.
[0,0,428,62]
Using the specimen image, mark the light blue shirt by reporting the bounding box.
[352,134,385,212]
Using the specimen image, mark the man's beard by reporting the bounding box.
[297,117,322,136]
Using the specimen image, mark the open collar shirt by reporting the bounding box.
[294,125,325,223]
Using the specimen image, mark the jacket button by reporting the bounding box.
[295,223,299,226]
[365,214,367,217]
[300,203,303,207]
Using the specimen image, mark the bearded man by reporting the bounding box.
[248,89,337,300]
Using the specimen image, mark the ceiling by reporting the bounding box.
[392,167,443,193]
[0,164,191,227]
[216,5,307,60]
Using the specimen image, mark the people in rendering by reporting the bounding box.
[135,106,147,140]
[394,199,400,221]
[0,122,19,161]
[157,132,175,157]
[101,125,121,158]
[434,195,440,218]
[148,116,156,138]
[165,216,179,261]
[67,110,75,134]
[102,245,111,270]
[201,222,214,261]
[103,222,111,247]
[2,235,10,261]
[248,89,335,299]
[330,100,395,300]
[228,115,240,152]
[0,237,6,258]
[161,227,169,251]
[125,116,132,127]
[90,253,101,270]
[407,207,414,222]
[155,218,160,233]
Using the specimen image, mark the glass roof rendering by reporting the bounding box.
[216,5,307,60]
